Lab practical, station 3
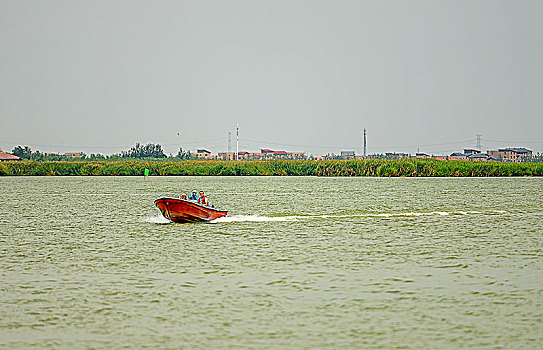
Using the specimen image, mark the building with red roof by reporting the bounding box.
[0,151,21,161]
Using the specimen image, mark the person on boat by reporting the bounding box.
[180,193,188,200]
[198,191,209,206]
[189,190,198,200]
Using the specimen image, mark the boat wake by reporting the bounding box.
[146,210,507,224]
[210,215,300,223]
[318,210,506,219]
[209,210,507,223]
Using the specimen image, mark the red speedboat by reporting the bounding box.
[154,197,228,223]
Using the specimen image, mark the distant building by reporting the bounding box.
[415,153,430,159]
[0,151,21,161]
[64,152,81,158]
[340,151,355,159]
[449,152,468,161]
[217,152,236,161]
[197,148,306,161]
[192,149,213,160]
[237,151,250,160]
[487,148,532,163]
[246,152,263,160]
[260,149,305,160]
[468,153,496,162]
[384,152,410,159]
[450,149,498,162]
[463,149,480,155]
[289,152,306,160]
[261,149,286,159]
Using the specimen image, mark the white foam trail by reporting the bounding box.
[211,211,464,223]
[210,215,300,223]
[318,211,452,218]
[151,210,507,224]
[144,215,172,224]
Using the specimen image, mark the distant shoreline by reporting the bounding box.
[1,159,542,177]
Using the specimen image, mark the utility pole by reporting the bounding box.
[363,128,367,157]
[476,134,482,151]
[228,132,232,153]
[236,123,239,161]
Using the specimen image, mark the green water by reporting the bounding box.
[1,176,542,349]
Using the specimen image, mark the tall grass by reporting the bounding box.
[1,159,542,177]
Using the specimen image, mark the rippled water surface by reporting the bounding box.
[1,176,542,349]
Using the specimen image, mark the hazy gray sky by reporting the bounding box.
[1,0,542,156]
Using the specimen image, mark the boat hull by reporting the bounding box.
[154,197,227,223]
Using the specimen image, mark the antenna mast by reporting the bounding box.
[363,128,367,157]
[236,123,239,161]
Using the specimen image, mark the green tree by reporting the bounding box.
[120,142,166,159]
[12,145,32,159]
[176,148,194,160]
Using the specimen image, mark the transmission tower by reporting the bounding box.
[476,134,482,151]
[228,132,232,153]
[363,128,367,157]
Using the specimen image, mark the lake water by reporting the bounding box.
[0,176,542,349]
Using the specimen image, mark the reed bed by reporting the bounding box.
[1,159,542,177]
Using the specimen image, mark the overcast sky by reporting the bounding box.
[1,0,542,156]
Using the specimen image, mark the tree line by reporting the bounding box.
[9,143,195,161]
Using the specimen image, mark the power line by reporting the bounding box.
[227,132,232,153]
[378,139,476,149]
[483,139,543,144]
[1,142,123,149]
[237,137,478,152]
[0,138,226,150]
[2,136,495,154]
[162,138,226,146]
[241,138,356,150]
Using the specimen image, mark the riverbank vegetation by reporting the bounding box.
[1,159,542,177]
